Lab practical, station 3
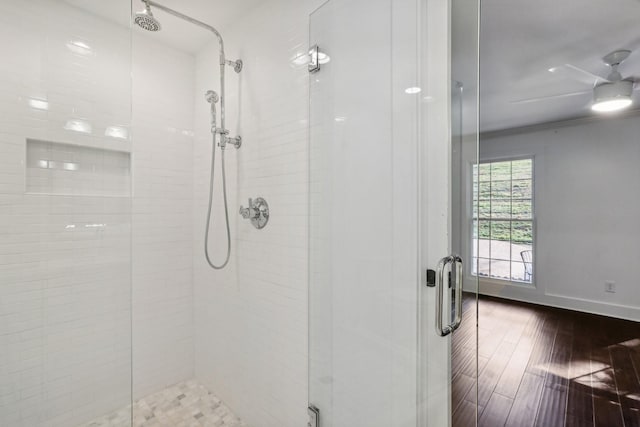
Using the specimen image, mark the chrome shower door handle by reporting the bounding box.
[451,255,463,332]
[435,254,463,337]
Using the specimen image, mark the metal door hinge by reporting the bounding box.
[309,45,321,73]
[308,405,320,427]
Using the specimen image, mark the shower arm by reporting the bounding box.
[144,0,242,70]
[145,0,225,64]
[142,0,242,149]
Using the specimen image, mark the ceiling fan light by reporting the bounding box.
[592,98,633,113]
[592,80,633,113]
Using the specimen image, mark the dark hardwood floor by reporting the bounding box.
[452,294,640,427]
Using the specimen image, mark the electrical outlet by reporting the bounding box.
[605,281,616,293]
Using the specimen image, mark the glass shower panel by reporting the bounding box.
[0,1,132,426]
[309,0,421,426]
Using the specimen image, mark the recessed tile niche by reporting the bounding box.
[26,139,131,196]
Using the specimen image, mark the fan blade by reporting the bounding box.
[549,64,609,86]
[510,90,590,105]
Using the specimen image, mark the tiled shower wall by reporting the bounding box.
[0,2,132,425]
[131,33,196,399]
[0,1,195,425]
[2,0,320,425]
[192,0,312,425]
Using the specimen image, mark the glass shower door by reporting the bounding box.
[308,0,479,426]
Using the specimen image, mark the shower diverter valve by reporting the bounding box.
[239,197,269,229]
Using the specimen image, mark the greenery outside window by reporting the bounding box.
[472,158,534,283]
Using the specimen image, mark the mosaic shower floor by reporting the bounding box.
[82,380,248,427]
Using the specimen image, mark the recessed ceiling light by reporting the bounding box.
[405,87,422,94]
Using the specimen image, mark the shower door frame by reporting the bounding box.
[419,0,480,425]
[418,0,456,424]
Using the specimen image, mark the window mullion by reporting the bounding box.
[509,160,513,281]
[472,158,533,282]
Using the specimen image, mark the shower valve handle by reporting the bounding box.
[239,197,269,229]
[239,199,257,219]
[239,206,251,219]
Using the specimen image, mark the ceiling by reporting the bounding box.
[65,0,640,132]
[64,0,262,53]
[479,0,640,132]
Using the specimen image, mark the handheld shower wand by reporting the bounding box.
[204,90,232,269]
[205,90,219,130]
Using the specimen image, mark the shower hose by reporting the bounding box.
[204,133,231,269]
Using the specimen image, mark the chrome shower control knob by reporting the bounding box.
[239,197,269,229]
[239,199,255,219]
[239,206,250,219]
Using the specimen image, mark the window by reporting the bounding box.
[472,158,534,283]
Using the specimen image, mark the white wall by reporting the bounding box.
[0,1,196,425]
[192,0,310,426]
[463,113,640,321]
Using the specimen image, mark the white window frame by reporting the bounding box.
[470,156,536,286]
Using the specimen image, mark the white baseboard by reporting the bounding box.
[472,282,640,322]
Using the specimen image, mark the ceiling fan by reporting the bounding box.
[511,49,638,112]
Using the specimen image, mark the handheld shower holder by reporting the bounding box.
[225,135,242,149]
[226,59,243,73]
[215,130,242,149]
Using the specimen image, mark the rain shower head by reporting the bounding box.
[134,2,161,32]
